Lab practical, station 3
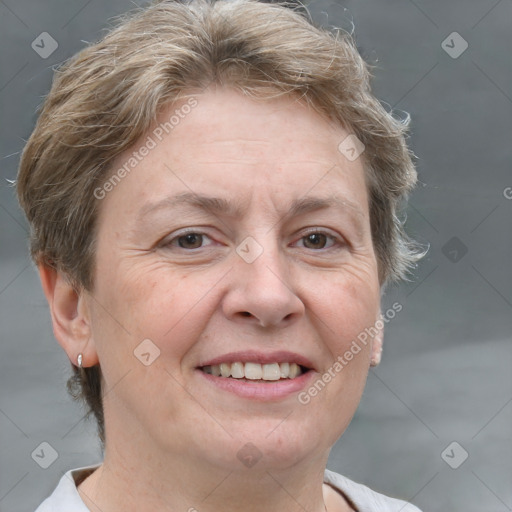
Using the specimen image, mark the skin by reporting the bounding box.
[40,86,383,512]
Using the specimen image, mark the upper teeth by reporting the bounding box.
[202,362,303,380]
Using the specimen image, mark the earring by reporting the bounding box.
[77,353,83,368]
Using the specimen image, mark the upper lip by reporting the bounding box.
[197,350,316,371]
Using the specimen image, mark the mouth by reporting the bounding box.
[194,350,317,399]
[198,361,312,382]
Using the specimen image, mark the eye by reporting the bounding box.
[295,230,342,250]
[162,231,215,250]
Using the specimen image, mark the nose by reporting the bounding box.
[222,236,305,329]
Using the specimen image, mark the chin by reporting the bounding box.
[225,426,321,471]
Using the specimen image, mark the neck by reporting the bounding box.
[78,442,341,512]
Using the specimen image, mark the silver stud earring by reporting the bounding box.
[77,353,83,368]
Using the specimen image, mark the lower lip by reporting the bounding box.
[196,369,316,401]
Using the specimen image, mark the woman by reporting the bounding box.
[17,0,425,510]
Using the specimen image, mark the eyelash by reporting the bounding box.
[161,228,344,251]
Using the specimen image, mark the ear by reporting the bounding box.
[38,264,99,368]
[370,312,384,367]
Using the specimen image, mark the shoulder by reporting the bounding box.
[34,464,101,512]
[323,468,423,512]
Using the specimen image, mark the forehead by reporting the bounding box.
[102,87,370,223]
[157,87,351,160]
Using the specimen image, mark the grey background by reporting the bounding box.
[1,0,511,511]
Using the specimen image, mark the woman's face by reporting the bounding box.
[86,87,381,471]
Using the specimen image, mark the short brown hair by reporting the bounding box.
[17,0,425,450]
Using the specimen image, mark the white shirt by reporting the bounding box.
[34,463,422,512]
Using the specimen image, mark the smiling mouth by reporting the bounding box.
[199,362,311,381]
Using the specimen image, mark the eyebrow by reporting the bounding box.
[137,191,366,225]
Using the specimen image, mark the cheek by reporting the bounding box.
[89,268,210,403]
[310,265,378,405]
[103,265,216,360]
[312,264,380,344]
[97,259,181,326]
[318,274,378,422]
